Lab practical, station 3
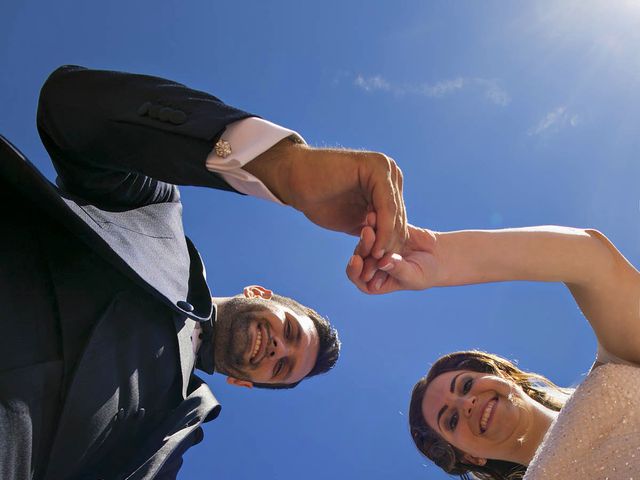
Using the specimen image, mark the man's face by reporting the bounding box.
[213,293,320,387]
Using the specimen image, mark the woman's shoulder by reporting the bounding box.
[525,363,640,479]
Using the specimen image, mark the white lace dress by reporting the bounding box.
[524,351,640,480]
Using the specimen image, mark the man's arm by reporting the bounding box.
[244,138,406,252]
[37,65,252,208]
[38,65,407,254]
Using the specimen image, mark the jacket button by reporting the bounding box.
[169,110,187,125]
[177,300,194,312]
[137,102,151,116]
[114,408,125,422]
[136,408,146,419]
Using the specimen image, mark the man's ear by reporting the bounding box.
[226,377,254,389]
[462,453,487,467]
[243,285,273,300]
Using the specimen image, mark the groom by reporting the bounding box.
[0,65,407,479]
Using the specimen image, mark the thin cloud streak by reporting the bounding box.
[528,106,580,136]
[353,75,391,92]
[352,74,510,106]
[414,77,465,97]
[481,80,511,107]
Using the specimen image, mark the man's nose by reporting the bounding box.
[267,336,289,358]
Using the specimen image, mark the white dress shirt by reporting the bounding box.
[205,117,305,204]
[192,117,305,356]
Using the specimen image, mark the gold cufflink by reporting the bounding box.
[214,139,232,158]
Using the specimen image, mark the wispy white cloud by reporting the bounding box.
[415,77,466,97]
[527,106,580,136]
[353,74,391,92]
[351,74,510,106]
[480,80,511,107]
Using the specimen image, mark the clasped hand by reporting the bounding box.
[246,141,408,260]
[347,222,440,294]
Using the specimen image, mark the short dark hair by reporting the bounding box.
[252,293,341,390]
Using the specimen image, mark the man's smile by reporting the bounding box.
[249,323,269,364]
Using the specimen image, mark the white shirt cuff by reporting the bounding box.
[205,117,306,204]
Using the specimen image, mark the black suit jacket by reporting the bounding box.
[0,65,256,479]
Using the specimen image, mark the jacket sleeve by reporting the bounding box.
[36,65,255,209]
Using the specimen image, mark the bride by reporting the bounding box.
[347,224,640,479]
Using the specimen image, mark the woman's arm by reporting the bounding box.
[347,225,640,364]
[433,226,617,286]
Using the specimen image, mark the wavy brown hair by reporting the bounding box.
[408,351,570,480]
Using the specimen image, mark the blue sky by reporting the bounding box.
[2,1,639,478]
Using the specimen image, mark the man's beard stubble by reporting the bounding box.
[212,297,266,379]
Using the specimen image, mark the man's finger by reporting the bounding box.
[395,164,407,249]
[371,158,407,258]
[391,162,407,253]
[370,159,400,259]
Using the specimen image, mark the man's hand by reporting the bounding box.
[346,224,440,294]
[244,139,407,259]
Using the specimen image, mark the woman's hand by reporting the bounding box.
[346,224,440,294]
[349,222,640,365]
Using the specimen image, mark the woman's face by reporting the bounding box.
[421,369,530,464]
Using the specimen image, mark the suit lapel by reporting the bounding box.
[1,135,213,323]
[2,135,219,479]
[175,316,197,399]
[123,376,220,480]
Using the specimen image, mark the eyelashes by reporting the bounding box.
[448,412,459,431]
[448,376,474,431]
[462,377,473,395]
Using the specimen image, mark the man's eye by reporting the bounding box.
[463,378,473,394]
[285,320,291,339]
[448,412,459,431]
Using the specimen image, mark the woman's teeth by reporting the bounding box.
[251,329,262,359]
[480,399,497,432]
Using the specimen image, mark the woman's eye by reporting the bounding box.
[274,359,284,377]
[448,412,459,431]
[463,378,473,394]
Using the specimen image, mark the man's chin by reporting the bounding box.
[214,329,250,372]
[215,347,253,380]
[214,299,266,378]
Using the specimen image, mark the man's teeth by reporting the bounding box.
[480,399,497,432]
[251,329,262,359]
